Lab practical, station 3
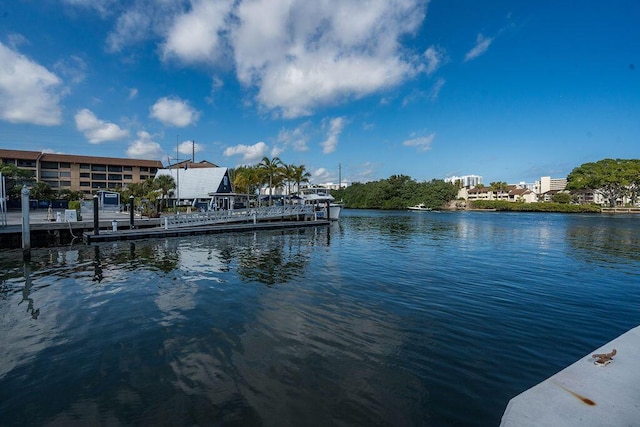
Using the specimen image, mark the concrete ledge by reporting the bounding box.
[501,325,640,426]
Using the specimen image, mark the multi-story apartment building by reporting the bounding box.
[0,149,163,196]
[534,176,567,194]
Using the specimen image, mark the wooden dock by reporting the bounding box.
[83,219,329,243]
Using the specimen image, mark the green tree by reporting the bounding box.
[490,181,509,199]
[258,156,284,204]
[233,165,262,196]
[154,174,176,211]
[291,164,311,195]
[0,162,35,199]
[566,159,639,207]
[552,192,572,204]
[30,181,55,201]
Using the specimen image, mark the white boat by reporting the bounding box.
[408,203,432,211]
[298,186,342,220]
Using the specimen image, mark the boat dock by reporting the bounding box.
[83,219,328,243]
[0,205,330,249]
[501,325,640,426]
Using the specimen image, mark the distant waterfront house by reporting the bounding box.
[155,166,240,210]
[508,187,537,203]
[460,184,537,203]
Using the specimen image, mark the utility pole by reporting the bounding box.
[176,135,180,211]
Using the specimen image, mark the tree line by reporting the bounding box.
[332,175,459,210]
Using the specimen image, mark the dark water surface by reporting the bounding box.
[1,210,639,426]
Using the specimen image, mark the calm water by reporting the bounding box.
[1,210,639,426]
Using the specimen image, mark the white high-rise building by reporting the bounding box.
[445,175,483,187]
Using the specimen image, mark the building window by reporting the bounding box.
[92,182,106,189]
[59,162,71,169]
[80,172,90,178]
[92,173,106,180]
[80,181,90,187]
[150,167,158,174]
[108,182,120,189]
[140,175,148,180]
[43,180,59,188]
[108,165,122,172]
[108,174,122,181]
[17,160,36,167]
[41,170,58,179]
[123,166,132,171]
[124,174,133,180]
[80,164,90,169]
[60,171,71,178]
[140,167,149,172]
[60,181,71,187]
[91,164,107,171]
[41,161,58,169]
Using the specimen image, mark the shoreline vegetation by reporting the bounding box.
[464,200,602,213]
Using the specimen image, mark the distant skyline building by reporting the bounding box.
[445,175,483,188]
[535,176,567,194]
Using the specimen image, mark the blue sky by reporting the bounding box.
[0,1,638,185]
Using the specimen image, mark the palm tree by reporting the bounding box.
[292,164,311,195]
[154,174,176,211]
[258,156,283,204]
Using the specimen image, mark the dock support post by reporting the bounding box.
[21,185,30,259]
[93,194,99,235]
[129,195,134,229]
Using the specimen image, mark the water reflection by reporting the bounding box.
[566,217,640,266]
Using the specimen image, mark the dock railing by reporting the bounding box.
[162,205,315,229]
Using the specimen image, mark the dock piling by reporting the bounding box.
[93,195,99,235]
[21,185,31,259]
[129,195,134,229]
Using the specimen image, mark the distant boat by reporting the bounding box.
[298,186,342,220]
[408,203,432,211]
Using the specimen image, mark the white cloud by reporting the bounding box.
[234,0,427,117]
[128,88,138,100]
[276,122,311,153]
[162,0,233,64]
[430,77,445,101]
[403,133,435,152]
[321,117,346,154]
[88,0,429,118]
[126,131,165,159]
[53,55,87,85]
[464,33,493,62]
[223,141,268,164]
[312,167,331,183]
[424,45,447,75]
[0,42,63,126]
[61,0,116,16]
[177,140,204,156]
[150,97,200,127]
[75,108,129,143]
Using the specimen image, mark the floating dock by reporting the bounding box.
[501,325,640,426]
[83,219,329,243]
